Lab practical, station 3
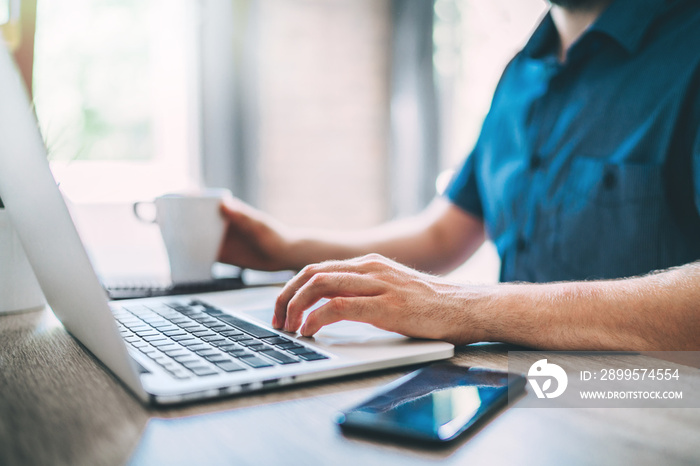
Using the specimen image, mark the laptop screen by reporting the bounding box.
[0,41,144,396]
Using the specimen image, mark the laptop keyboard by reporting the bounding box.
[113,300,329,380]
[104,277,244,300]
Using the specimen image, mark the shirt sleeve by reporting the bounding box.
[444,147,484,219]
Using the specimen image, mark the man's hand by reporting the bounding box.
[272,253,488,344]
[217,198,296,271]
[272,254,700,351]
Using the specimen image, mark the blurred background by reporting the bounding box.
[4,0,549,281]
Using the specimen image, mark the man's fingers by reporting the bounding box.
[220,197,244,218]
[282,272,384,332]
[274,263,317,328]
[299,297,373,337]
[274,262,351,329]
[273,259,387,330]
[272,254,388,331]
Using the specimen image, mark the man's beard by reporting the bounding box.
[549,0,610,11]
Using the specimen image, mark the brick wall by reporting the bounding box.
[255,0,391,229]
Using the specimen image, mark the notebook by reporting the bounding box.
[0,41,453,405]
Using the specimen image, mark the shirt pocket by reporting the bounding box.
[548,157,665,280]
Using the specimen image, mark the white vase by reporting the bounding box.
[0,208,46,313]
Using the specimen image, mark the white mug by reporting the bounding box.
[133,189,231,284]
[0,208,46,313]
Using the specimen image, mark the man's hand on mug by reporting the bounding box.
[217,197,296,272]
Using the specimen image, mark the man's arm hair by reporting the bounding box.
[472,262,700,350]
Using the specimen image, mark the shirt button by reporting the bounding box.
[516,236,527,252]
[530,155,542,171]
[603,170,617,190]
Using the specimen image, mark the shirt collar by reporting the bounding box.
[591,0,668,54]
[523,14,558,59]
[523,0,668,59]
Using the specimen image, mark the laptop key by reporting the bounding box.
[178,322,201,329]
[169,368,192,380]
[182,325,207,333]
[277,342,303,350]
[195,348,219,356]
[246,344,268,352]
[171,334,195,342]
[128,325,151,333]
[287,347,316,355]
[236,339,262,347]
[185,344,210,351]
[263,336,293,346]
[298,352,329,361]
[120,319,143,327]
[204,354,230,363]
[215,360,246,372]
[220,329,244,337]
[217,343,241,352]
[179,339,204,347]
[200,335,225,343]
[152,341,178,349]
[169,317,190,324]
[173,354,199,363]
[189,366,218,377]
[194,317,219,325]
[258,349,299,365]
[149,321,173,329]
[210,339,232,347]
[216,315,277,339]
[226,334,252,342]
[142,334,167,342]
[180,359,200,368]
[237,355,274,369]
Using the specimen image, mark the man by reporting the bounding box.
[217,0,700,351]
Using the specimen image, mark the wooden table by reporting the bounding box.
[1,305,699,466]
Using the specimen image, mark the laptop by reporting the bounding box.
[101,273,246,300]
[0,42,453,405]
[100,265,294,300]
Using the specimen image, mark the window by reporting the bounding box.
[33,0,200,203]
[30,0,546,254]
[434,0,547,171]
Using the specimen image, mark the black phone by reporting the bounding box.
[335,363,526,444]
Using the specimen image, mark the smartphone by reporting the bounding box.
[335,363,526,444]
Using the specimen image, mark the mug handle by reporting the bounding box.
[133,201,157,224]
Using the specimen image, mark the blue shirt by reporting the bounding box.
[446,0,700,283]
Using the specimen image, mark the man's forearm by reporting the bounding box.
[466,262,700,351]
[283,199,485,274]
